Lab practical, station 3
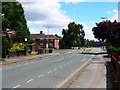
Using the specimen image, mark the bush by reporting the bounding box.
[2,36,13,58]
[9,43,28,51]
[107,45,120,57]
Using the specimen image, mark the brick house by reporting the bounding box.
[30,31,60,49]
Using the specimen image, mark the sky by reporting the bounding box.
[17,0,119,40]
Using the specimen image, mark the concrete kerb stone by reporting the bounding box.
[56,54,96,88]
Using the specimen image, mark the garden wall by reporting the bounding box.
[9,50,26,57]
[111,53,120,84]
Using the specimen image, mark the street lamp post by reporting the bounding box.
[101,17,108,21]
[47,27,49,49]
[101,17,108,50]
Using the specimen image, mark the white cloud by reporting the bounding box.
[21,1,72,29]
[18,0,115,40]
[17,0,119,2]
[113,10,118,13]
[29,28,40,34]
[109,10,118,21]
[89,21,95,24]
[106,11,111,14]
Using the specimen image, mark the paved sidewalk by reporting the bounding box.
[68,54,113,88]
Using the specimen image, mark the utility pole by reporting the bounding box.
[101,17,108,50]
[101,17,108,21]
[47,27,49,49]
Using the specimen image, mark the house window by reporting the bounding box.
[49,43,53,47]
[40,38,44,41]
[40,43,44,47]
[50,39,53,42]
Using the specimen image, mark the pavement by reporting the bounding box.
[61,50,114,88]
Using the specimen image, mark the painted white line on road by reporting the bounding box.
[47,71,52,74]
[30,62,34,64]
[39,75,43,77]
[54,68,57,71]
[67,63,69,64]
[12,85,20,88]
[82,58,86,61]
[24,63,29,65]
[16,65,21,66]
[26,79,33,83]
[51,58,64,63]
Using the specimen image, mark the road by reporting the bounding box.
[2,48,100,88]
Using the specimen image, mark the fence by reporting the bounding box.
[111,53,120,84]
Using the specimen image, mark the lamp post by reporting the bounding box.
[101,17,108,21]
[47,27,49,49]
[101,17,108,50]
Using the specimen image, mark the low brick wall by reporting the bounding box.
[9,51,18,57]
[116,62,120,84]
[9,50,26,57]
[111,53,120,85]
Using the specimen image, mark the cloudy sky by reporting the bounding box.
[17,0,119,40]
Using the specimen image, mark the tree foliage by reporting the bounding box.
[92,20,120,47]
[2,36,13,58]
[2,2,30,42]
[62,22,85,48]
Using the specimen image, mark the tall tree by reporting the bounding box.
[62,22,85,48]
[92,20,120,47]
[2,2,30,42]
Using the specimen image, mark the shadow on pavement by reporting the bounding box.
[78,52,108,55]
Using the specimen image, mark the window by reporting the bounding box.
[40,38,44,41]
[50,39,53,42]
[49,43,53,47]
[40,43,44,47]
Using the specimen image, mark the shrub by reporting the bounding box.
[9,43,28,51]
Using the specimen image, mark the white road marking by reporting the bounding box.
[51,58,64,62]
[39,75,43,77]
[54,68,57,71]
[82,58,86,61]
[30,62,34,64]
[47,71,51,74]
[24,63,29,65]
[26,79,33,83]
[67,63,69,64]
[16,65,20,67]
[12,85,20,88]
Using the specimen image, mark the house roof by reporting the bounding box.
[30,34,60,39]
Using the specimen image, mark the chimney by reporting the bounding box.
[40,31,43,34]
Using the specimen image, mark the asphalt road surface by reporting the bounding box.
[2,48,100,88]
